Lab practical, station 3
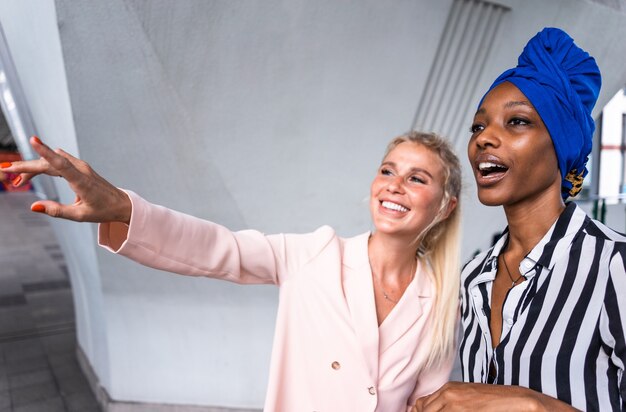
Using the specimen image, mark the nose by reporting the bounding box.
[473,124,501,150]
[387,175,405,193]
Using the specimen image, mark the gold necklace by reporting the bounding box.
[375,258,417,304]
[501,253,524,288]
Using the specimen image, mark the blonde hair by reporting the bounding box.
[383,131,462,368]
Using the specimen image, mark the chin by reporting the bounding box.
[477,197,503,207]
[476,189,507,207]
[372,220,403,235]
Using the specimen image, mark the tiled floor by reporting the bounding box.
[0,191,99,411]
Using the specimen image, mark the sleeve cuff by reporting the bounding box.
[98,189,136,253]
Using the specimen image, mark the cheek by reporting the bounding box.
[522,140,559,177]
[467,138,476,158]
[411,188,444,214]
[369,179,381,197]
[369,180,382,206]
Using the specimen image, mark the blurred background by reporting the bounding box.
[0,0,626,410]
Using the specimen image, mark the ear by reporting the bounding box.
[440,196,458,221]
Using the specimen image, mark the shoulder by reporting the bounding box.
[582,214,626,244]
[580,214,626,261]
[282,225,337,246]
[574,213,626,282]
[461,247,495,281]
[278,225,340,266]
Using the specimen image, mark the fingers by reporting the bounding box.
[0,157,54,177]
[0,136,65,183]
[419,386,449,412]
[3,137,89,191]
[0,160,37,188]
[11,172,37,188]
[55,148,83,168]
[30,200,86,222]
[6,136,129,224]
[413,398,424,412]
[30,137,83,182]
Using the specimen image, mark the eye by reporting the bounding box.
[509,117,530,126]
[470,123,484,134]
[380,167,393,176]
[409,175,426,184]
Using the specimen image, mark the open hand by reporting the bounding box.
[0,136,131,223]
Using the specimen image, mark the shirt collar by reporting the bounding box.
[342,231,371,269]
[485,202,587,273]
[527,202,587,269]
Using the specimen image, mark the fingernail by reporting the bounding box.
[31,204,46,213]
[32,136,42,145]
[12,176,21,186]
[0,162,11,168]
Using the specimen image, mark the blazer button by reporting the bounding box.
[368,386,376,395]
[331,361,341,370]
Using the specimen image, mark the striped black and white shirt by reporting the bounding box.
[459,202,626,411]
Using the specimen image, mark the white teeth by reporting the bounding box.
[478,162,505,170]
[382,201,409,212]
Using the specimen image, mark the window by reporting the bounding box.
[597,88,626,204]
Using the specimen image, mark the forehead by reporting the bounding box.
[384,142,446,176]
[478,82,535,113]
[476,81,552,137]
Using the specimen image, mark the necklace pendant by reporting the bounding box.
[511,281,516,287]
[382,291,398,304]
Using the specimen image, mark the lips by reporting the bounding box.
[474,154,509,186]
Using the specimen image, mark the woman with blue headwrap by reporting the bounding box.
[414,28,626,411]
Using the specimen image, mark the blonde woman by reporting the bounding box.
[4,131,461,411]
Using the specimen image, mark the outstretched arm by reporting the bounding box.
[0,136,131,223]
[412,382,579,412]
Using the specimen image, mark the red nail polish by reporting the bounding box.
[0,162,11,168]
[32,136,42,145]
[31,204,46,213]
[12,176,21,186]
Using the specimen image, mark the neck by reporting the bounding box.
[503,189,565,255]
[368,231,418,281]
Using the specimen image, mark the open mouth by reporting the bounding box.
[477,161,509,177]
[381,200,409,213]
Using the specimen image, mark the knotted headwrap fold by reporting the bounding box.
[480,27,601,199]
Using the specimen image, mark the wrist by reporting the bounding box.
[116,189,132,224]
[522,396,544,412]
[517,387,577,412]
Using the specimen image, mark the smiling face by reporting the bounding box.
[468,82,562,207]
[370,141,450,241]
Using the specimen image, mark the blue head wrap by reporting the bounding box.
[479,27,601,199]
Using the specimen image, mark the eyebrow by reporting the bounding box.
[381,161,434,179]
[504,100,532,109]
[475,100,533,115]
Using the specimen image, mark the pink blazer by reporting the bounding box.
[99,191,453,411]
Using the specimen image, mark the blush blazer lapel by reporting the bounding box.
[342,232,380,382]
[378,259,431,354]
